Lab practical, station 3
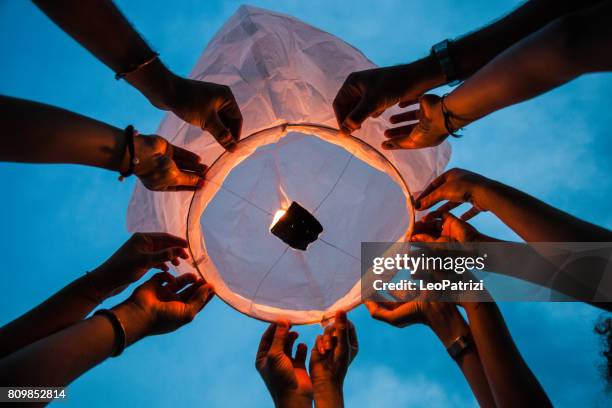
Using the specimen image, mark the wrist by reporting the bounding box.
[273,391,312,408]
[125,58,178,111]
[313,381,344,408]
[84,267,120,302]
[428,306,470,347]
[111,300,152,346]
[471,177,502,213]
[400,55,446,93]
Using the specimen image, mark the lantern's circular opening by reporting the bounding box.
[186,123,415,324]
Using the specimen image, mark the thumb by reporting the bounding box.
[342,97,375,133]
[148,247,186,265]
[186,283,215,313]
[419,94,440,124]
[204,112,234,150]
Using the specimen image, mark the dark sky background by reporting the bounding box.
[1,0,611,406]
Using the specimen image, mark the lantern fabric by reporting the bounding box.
[127,5,450,324]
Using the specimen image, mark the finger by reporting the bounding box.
[172,145,207,175]
[163,184,200,192]
[398,99,418,108]
[153,262,170,272]
[149,247,189,266]
[333,79,357,129]
[322,325,333,351]
[314,335,325,355]
[371,108,386,118]
[415,172,450,204]
[168,273,197,293]
[171,145,201,165]
[365,300,419,326]
[412,219,442,236]
[150,153,202,191]
[384,124,417,139]
[269,321,290,355]
[219,98,243,142]
[415,186,456,211]
[146,233,188,250]
[382,135,422,150]
[334,310,349,356]
[149,271,176,286]
[460,206,481,221]
[204,112,234,150]
[410,233,436,242]
[389,110,418,124]
[295,343,308,369]
[172,170,202,190]
[186,283,214,313]
[178,279,204,301]
[285,331,299,357]
[348,321,358,354]
[342,97,375,133]
[435,201,462,214]
[257,323,277,357]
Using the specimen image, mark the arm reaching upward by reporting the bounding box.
[0,95,205,191]
[462,302,552,407]
[32,0,242,149]
[333,0,601,136]
[0,272,213,387]
[0,233,189,358]
[386,0,612,149]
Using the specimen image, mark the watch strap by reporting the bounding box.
[447,334,473,360]
[431,39,461,86]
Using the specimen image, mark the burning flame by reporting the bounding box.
[270,209,287,229]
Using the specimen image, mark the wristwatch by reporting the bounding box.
[431,39,461,86]
[447,334,473,360]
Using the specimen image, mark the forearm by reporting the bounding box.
[475,180,612,242]
[0,301,148,387]
[446,1,612,126]
[0,316,114,387]
[0,272,117,358]
[464,302,551,407]
[33,0,177,109]
[33,0,152,75]
[451,0,601,79]
[429,311,495,407]
[0,95,130,170]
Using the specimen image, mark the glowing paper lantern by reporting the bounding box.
[127,6,450,324]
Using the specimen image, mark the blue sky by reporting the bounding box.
[1,0,611,406]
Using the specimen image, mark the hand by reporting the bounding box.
[88,232,189,300]
[256,322,312,408]
[383,94,457,150]
[365,298,469,347]
[414,168,494,216]
[412,211,483,243]
[117,272,213,340]
[132,134,206,191]
[162,75,242,151]
[333,58,444,135]
[309,311,358,407]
